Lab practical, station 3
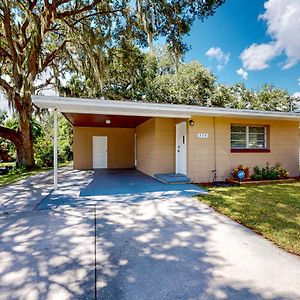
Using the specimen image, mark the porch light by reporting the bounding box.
[105,119,111,125]
[189,119,194,126]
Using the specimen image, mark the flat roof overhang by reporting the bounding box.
[32,95,300,121]
[63,113,150,127]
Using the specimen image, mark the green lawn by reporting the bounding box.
[0,161,72,188]
[0,168,49,187]
[198,182,300,255]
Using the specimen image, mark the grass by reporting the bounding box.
[0,161,72,188]
[198,182,300,255]
[0,168,49,187]
[0,162,15,167]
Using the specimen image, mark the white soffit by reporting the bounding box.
[32,95,300,121]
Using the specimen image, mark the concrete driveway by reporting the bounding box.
[0,168,300,299]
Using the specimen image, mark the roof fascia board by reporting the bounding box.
[61,108,191,118]
[32,96,300,121]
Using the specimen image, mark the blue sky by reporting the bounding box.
[183,0,300,95]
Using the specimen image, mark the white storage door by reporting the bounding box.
[93,136,108,168]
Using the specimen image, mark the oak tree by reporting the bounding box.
[0,0,224,168]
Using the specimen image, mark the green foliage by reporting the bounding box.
[63,48,217,105]
[0,1,225,169]
[104,43,150,100]
[256,84,295,111]
[0,112,72,167]
[0,111,8,124]
[211,83,296,112]
[0,168,48,188]
[251,163,289,180]
[34,113,73,168]
[35,138,54,168]
[148,61,216,105]
[0,114,45,161]
[0,115,17,159]
[62,45,297,112]
[143,48,217,105]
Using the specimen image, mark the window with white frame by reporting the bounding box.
[231,125,267,149]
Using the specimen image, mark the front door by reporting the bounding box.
[176,122,187,175]
[93,136,107,168]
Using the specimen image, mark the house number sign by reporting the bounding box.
[197,133,209,139]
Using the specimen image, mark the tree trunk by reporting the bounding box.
[15,106,35,169]
[15,132,35,169]
[0,98,35,170]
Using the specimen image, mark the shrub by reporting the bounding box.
[250,162,289,181]
[274,163,289,178]
[35,137,54,167]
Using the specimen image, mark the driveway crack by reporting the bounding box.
[94,204,97,300]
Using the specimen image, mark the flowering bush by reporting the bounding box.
[251,163,289,180]
[232,165,250,181]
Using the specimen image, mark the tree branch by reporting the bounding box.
[0,77,13,94]
[0,78,23,113]
[71,9,123,26]
[0,45,12,59]
[57,0,70,6]
[2,1,18,61]
[27,0,38,11]
[33,76,54,92]
[41,40,69,71]
[0,125,20,144]
[56,0,102,19]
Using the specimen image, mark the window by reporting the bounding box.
[231,125,267,150]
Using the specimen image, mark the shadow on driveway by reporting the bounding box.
[37,169,207,210]
[1,168,300,299]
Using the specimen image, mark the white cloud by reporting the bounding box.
[240,0,300,70]
[206,47,230,70]
[293,92,300,99]
[298,77,300,86]
[236,68,248,80]
[240,43,280,70]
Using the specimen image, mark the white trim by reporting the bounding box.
[231,125,267,149]
[53,109,58,190]
[246,126,249,149]
[264,126,267,149]
[32,95,300,121]
[176,122,187,175]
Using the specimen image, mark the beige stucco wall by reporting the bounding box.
[136,118,176,176]
[73,117,299,183]
[135,118,156,175]
[188,117,300,182]
[73,127,135,169]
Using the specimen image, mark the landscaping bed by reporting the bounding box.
[198,182,300,255]
[227,178,296,186]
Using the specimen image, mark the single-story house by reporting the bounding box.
[33,96,300,187]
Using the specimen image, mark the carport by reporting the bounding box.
[32,96,192,190]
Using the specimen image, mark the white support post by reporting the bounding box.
[53,108,58,190]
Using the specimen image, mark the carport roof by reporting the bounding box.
[32,95,300,121]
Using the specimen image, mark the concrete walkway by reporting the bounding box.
[0,167,77,213]
[0,169,299,299]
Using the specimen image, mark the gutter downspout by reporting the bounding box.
[213,117,217,182]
